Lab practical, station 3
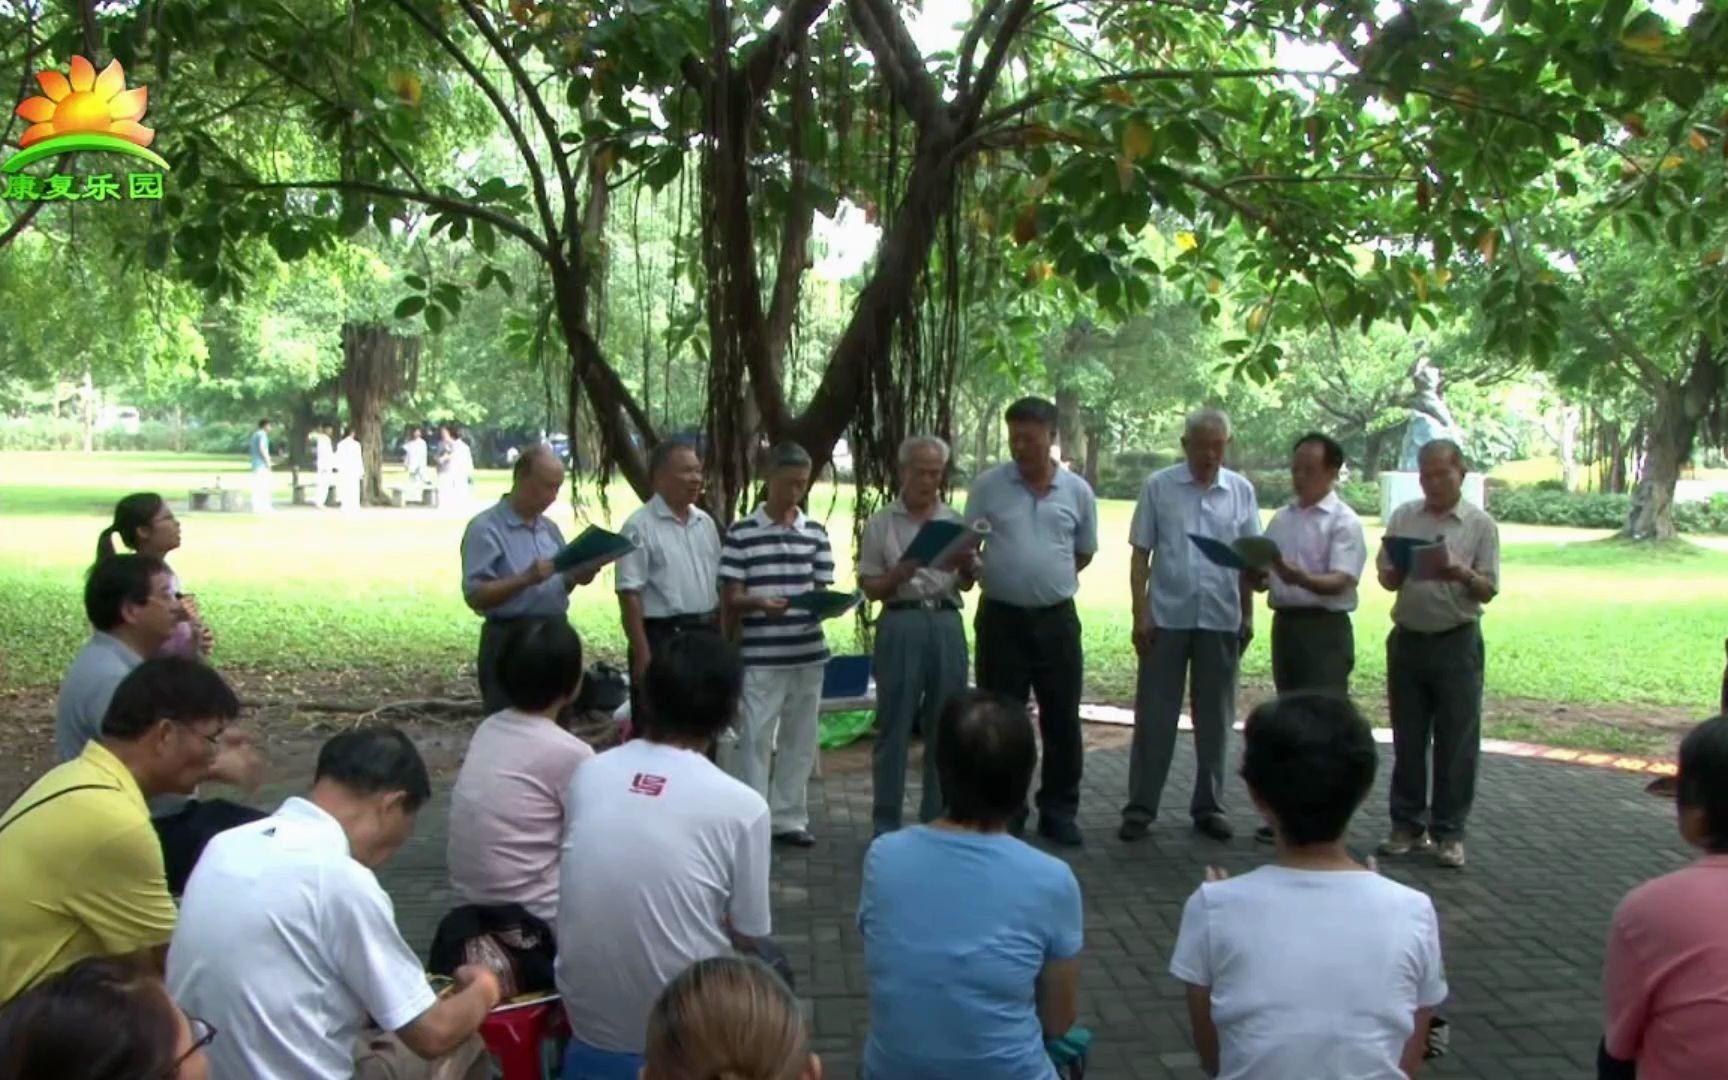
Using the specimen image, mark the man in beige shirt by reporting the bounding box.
[857,436,976,835]
[1375,439,1500,870]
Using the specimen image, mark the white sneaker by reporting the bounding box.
[1435,840,1467,868]
[1377,828,1432,856]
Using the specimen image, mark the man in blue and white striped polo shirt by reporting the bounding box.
[719,441,837,848]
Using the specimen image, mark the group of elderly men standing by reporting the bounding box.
[459,396,1500,864]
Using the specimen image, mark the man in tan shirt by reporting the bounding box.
[1375,439,1500,869]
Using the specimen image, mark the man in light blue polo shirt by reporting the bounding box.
[461,445,597,711]
[1121,407,1260,844]
[965,397,1098,847]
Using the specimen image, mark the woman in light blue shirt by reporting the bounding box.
[859,690,1084,1079]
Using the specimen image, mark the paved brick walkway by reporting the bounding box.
[357,739,1689,1079]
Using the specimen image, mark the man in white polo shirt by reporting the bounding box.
[718,441,836,848]
[556,632,774,1077]
[168,726,498,1080]
[616,440,722,733]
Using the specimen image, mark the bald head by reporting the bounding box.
[510,444,566,520]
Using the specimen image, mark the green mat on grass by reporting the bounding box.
[819,709,876,750]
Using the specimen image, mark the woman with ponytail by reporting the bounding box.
[643,957,821,1080]
[96,493,211,658]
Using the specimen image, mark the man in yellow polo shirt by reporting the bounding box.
[0,656,238,1002]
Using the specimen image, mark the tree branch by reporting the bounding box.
[955,0,1007,96]
[959,0,1038,130]
[1590,300,1664,386]
[979,67,1306,132]
[226,179,551,259]
[849,0,946,132]
[1220,172,1410,189]
[0,201,46,251]
[744,0,834,99]
[383,0,559,246]
[765,53,815,370]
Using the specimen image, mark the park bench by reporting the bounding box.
[386,483,439,508]
[188,487,246,512]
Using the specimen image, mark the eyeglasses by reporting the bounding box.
[162,1015,217,1076]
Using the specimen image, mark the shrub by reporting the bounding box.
[1337,482,1381,517]
[1489,488,1632,530]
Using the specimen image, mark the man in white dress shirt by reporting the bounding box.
[1252,431,1368,843]
[1122,408,1260,844]
[616,441,722,734]
[335,426,365,513]
[311,423,336,509]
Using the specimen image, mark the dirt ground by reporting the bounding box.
[0,671,1693,807]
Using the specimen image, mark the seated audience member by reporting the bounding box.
[0,658,238,1003]
[1601,715,1728,1080]
[56,554,266,894]
[1171,692,1446,1079]
[168,727,498,1080]
[858,690,1084,1080]
[447,617,594,923]
[0,954,215,1080]
[96,493,213,659]
[556,632,772,1080]
[642,956,821,1080]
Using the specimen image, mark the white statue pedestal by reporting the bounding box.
[1379,472,1486,519]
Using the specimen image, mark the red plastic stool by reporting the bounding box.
[479,1001,568,1080]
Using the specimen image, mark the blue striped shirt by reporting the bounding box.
[719,507,835,667]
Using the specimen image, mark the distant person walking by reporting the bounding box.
[310,423,335,509]
[438,424,474,514]
[1377,438,1500,870]
[404,426,429,486]
[335,426,364,513]
[97,493,213,658]
[247,419,272,514]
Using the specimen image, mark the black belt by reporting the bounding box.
[982,596,1074,615]
[1272,607,1351,619]
[883,598,960,613]
[644,612,719,629]
[1394,621,1477,638]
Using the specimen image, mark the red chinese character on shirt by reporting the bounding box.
[630,773,666,797]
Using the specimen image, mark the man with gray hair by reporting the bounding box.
[857,435,977,835]
[719,440,837,847]
[1121,407,1261,844]
[1376,438,1499,869]
[616,439,722,733]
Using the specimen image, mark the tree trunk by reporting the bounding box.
[1361,428,1388,481]
[1558,406,1579,491]
[1621,339,1724,541]
[81,363,94,454]
[340,323,421,506]
[1082,425,1102,490]
[1055,386,1082,468]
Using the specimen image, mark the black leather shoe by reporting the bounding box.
[772,828,816,848]
[1037,817,1084,847]
[1118,819,1151,843]
[1194,815,1234,842]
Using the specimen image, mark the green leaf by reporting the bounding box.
[473,218,496,256]
[1663,69,1704,109]
[425,304,446,333]
[144,232,171,271]
[493,269,515,298]
[394,295,426,319]
[403,274,427,291]
[433,283,463,316]
[1555,170,1577,196]
[643,151,682,192]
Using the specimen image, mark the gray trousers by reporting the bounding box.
[1387,622,1484,841]
[1124,628,1238,824]
[871,607,969,831]
[1270,609,1355,696]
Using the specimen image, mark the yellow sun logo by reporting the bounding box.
[4,56,168,174]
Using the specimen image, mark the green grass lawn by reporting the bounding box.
[1,452,1724,717]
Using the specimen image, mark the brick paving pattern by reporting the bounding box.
[346,740,1688,1079]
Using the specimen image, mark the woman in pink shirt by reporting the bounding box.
[97,493,212,658]
[1601,715,1728,1079]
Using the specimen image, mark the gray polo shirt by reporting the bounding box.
[857,498,964,605]
[55,632,145,762]
[964,463,1098,608]
[1377,497,1501,633]
[615,495,722,618]
[460,498,570,621]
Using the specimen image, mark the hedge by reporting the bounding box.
[1489,487,1728,534]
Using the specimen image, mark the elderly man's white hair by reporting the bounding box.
[898,434,952,466]
[1184,407,1232,439]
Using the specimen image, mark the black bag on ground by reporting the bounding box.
[428,903,557,998]
[574,663,629,714]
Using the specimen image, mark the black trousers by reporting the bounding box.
[153,799,267,895]
[1387,622,1485,841]
[974,597,1085,823]
[1270,608,1356,697]
[628,614,720,737]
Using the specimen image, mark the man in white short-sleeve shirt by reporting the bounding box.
[556,632,774,1073]
[169,727,498,1080]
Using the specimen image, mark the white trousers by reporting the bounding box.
[249,468,272,513]
[312,470,334,508]
[337,476,362,512]
[722,663,825,833]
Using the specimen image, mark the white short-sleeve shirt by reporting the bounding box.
[614,495,722,618]
[1129,464,1261,632]
[167,797,438,1080]
[1170,866,1448,1080]
[556,739,772,1054]
[1263,491,1368,613]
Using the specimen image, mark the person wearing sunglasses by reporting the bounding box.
[0,954,215,1080]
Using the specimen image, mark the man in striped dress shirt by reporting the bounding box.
[719,441,837,848]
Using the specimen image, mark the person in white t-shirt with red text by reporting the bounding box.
[556,631,776,1080]
[1171,692,1447,1079]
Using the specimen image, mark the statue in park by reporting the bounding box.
[1398,351,1461,470]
